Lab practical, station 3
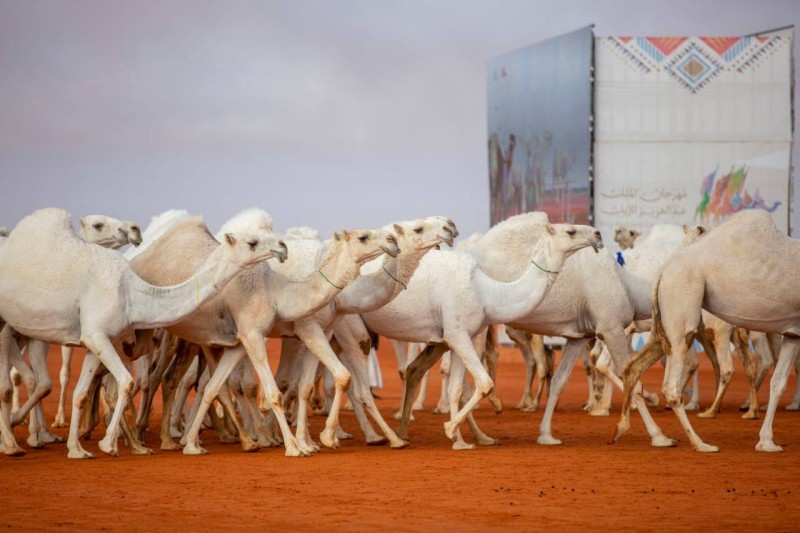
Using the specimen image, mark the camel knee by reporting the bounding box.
[10,370,22,388]
[0,384,12,404]
[476,378,494,396]
[34,382,53,399]
[334,370,351,390]
[719,367,734,384]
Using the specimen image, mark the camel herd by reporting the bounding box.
[0,206,797,460]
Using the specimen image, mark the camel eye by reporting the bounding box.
[358,235,368,243]
[131,225,140,233]
[566,229,576,236]
[92,223,104,231]
[414,227,423,234]
[247,239,258,250]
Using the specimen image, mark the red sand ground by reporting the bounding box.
[1,339,799,531]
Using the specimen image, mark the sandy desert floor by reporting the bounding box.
[1,339,799,531]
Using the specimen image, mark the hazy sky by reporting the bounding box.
[1,0,798,239]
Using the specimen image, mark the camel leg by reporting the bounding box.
[0,325,24,456]
[183,346,253,455]
[481,327,503,414]
[787,353,800,411]
[160,349,196,450]
[295,324,351,450]
[664,339,718,452]
[337,330,408,449]
[507,327,536,410]
[135,332,174,442]
[588,344,613,417]
[458,370,498,446]
[412,368,429,411]
[733,330,760,419]
[20,340,63,446]
[239,331,304,457]
[66,351,102,459]
[103,378,153,455]
[53,345,73,428]
[440,332,493,443]
[11,367,21,416]
[698,324,735,419]
[432,351,451,414]
[291,347,323,453]
[683,346,700,411]
[602,331,675,447]
[396,343,448,440]
[581,345,596,411]
[539,339,585,445]
[756,338,800,452]
[446,356,474,450]
[77,336,134,457]
[530,335,552,411]
[613,336,665,444]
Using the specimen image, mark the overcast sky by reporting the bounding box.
[1,0,798,239]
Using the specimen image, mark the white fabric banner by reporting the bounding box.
[594,29,793,242]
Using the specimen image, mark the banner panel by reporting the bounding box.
[487,27,593,225]
[594,28,793,241]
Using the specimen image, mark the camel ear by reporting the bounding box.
[682,225,688,234]
[545,224,555,235]
[393,224,404,236]
[614,228,622,238]
[333,232,341,241]
[224,233,236,246]
[79,217,88,230]
[341,230,352,241]
[632,230,640,238]
[697,226,707,235]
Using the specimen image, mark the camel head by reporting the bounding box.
[544,223,604,257]
[220,230,288,274]
[681,224,707,246]
[79,215,141,250]
[613,226,640,250]
[334,228,400,264]
[391,216,458,252]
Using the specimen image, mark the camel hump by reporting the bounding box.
[8,208,74,240]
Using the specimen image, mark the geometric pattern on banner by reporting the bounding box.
[603,33,787,94]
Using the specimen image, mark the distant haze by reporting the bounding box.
[1,0,797,238]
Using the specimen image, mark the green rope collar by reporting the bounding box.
[383,265,407,290]
[319,269,343,290]
[531,259,558,275]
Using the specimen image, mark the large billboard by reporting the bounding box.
[487,27,593,226]
[594,29,793,241]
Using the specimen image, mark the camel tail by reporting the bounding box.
[650,272,671,355]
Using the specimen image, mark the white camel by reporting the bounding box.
[6,214,144,448]
[364,219,603,449]
[50,215,143,428]
[0,207,282,458]
[127,210,398,456]
[280,216,457,452]
[613,226,641,250]
[614,210,800,453]
[402,212,673,448]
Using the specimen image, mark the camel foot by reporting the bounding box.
[390,439,410,450]
[39,429,64,444]
[412,402,425,411]
[741,410,759,420]
[26,435,44,449]
[693,442,719,453]
[218,432,239,444]
[488,396,503,414]
[320,428,340,449]
[537,434,562,446]
[739,402,750,412]
[335,427,353,440]
[651,434,678,447]
[696,409,718,419]
[297,437,321,454]
[755,440,783,453]
[98,437,119,457]
[182,443,208,455]
[475,434,500,446]
[51,418,68,429]
[241,440,259,453]
[519,402,539,413]
[67,448,92,459]
[130,445,155,456]
[443,421,457,441]
[644,392,660,408]
[395,426,409,441]
[684,401,699,411]
[452,440,476,450]
[366,436,388,446]
[431,405,449,414]
[393,411,415,421]
[170,426,183,439]
[160,440,182,451]
[588,407,610,417]
[785,402,800,411]
[610,421,629,444]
